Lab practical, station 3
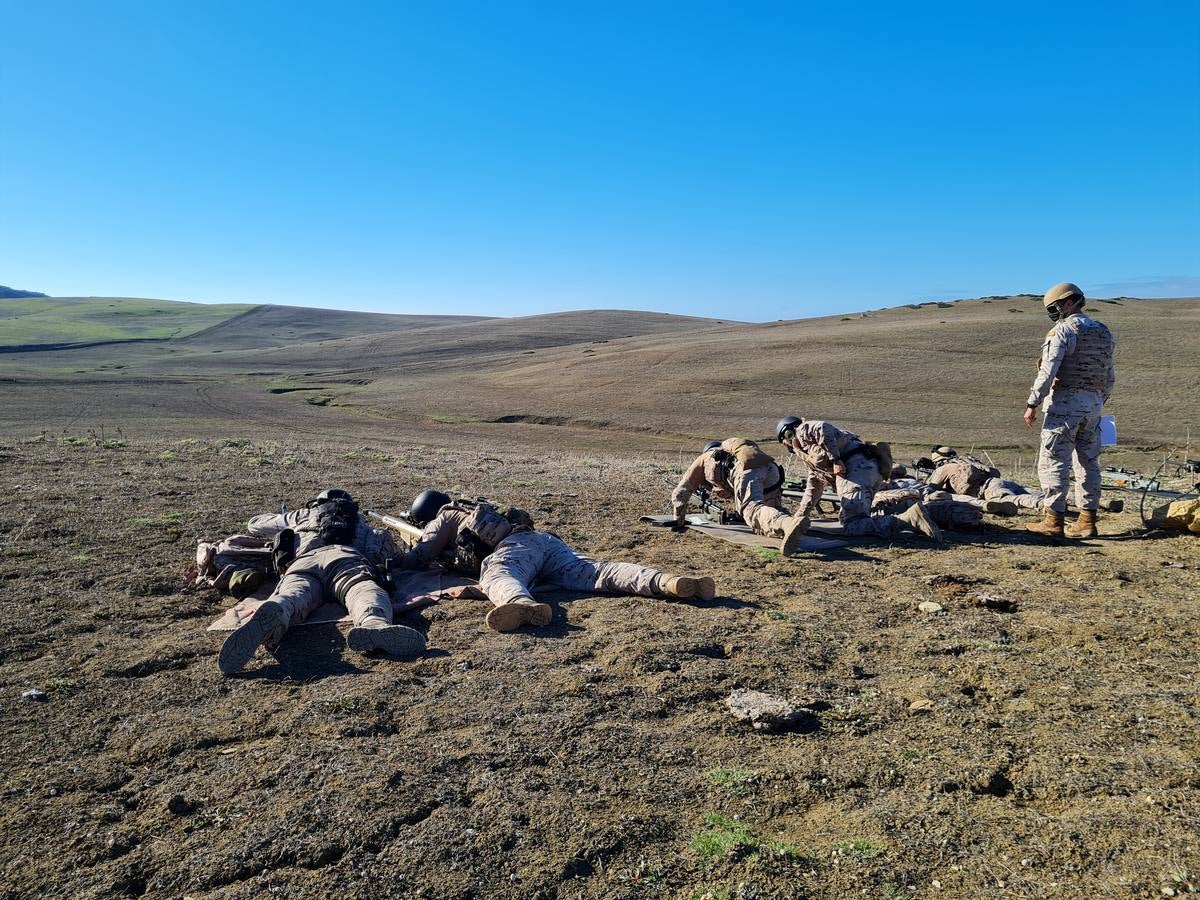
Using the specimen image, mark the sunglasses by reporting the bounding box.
[780,426,796,442]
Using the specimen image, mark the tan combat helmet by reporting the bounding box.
[1044,282,1084,307]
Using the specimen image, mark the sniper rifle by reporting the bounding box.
[659,474,743,525]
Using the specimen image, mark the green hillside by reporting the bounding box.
[0,297,256,347]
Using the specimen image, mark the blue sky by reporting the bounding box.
[1,1,1197,320]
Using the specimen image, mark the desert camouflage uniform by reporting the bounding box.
[926,456,1043,510]
[402,507,667,608]
[1028,313,1116,513]
[672,438,791,537]
[246,509,401,631]
[873,483,983,529]
[784,420,906,538]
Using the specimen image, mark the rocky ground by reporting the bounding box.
[0,430,1197,900]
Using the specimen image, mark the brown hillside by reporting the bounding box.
[175,304,491,351]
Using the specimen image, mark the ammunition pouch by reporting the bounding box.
[272,529,297,575]
[451,530,493,577]
[843,441,893,478]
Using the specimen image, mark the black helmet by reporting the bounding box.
[312,488,353,506]
[408,489,452,527]
[776,416,801,443]
[702,440,722,452]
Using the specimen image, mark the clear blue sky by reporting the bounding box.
[1,1,1197,320]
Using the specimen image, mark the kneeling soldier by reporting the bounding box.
[672,438,811,556]
[777,416,942,543]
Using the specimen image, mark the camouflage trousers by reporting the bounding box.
[479,532,664,607]
[1037,412,1103,513]
[980,477,1043,510]
[732,466,792,537]
[835,454,907,538]
[270,545,392,629]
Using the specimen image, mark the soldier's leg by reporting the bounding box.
[324,547,425,657]
[218,557,322,675]
[835,457,897,537]
[539,534,715,602]
[1036,414,1080,514]
[984,478,1043,510]
[1071,414,1103,511]
[733,468,793,538]
[478,533,553,631]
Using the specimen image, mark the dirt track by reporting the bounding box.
[1,429,1196,900]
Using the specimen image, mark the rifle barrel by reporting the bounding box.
[365,510,423,540]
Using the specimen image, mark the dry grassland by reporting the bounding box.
[0,299,1196,899]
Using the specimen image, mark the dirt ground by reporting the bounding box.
[0,423,1196,900]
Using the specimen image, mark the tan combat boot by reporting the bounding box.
[896,502,944,543]
[1064,510,1098,539]
[983,499,1018,516]
[659,575,717,601]
[781,515,811,557]
[347,616,427,656]
[1026,510,1065,538]
[485,598,553,633]
[218,599,288,675]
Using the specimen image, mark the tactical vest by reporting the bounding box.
[1052,316,1114,394]
[313,497,360,546]
[724,438,775,470]
[955,455,1000,491]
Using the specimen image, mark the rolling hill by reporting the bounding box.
[0,294,1195,452]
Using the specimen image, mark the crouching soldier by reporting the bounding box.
[776,416,942,542]
[924,446,1043,515]
[218,489,425,675]
[401,494,717,632]
[672,438,810,555]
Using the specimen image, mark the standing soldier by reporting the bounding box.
[672,438,810,556]
[776,416,942,543]
[1024,282,1116,538]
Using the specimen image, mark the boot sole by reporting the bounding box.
[910,504,944,543]
[485,602,552,632]
[781,520,809,557]
[984,501,1018,516]
[347,624,426,656]
[218,601,286,675]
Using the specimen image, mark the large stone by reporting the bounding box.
[726,689,806,732]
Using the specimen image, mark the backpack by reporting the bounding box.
[313,497,360,546]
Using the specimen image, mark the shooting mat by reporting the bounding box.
[640,514,848,551]
[207,569,479,632]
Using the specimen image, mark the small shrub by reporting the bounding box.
[707,767,760,794]
[832,838,886,860]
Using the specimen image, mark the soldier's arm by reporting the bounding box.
[1103,338,1116,403]
[399,511,460,570]
[671,455,708,520]
[797,421,839,471]
[1027,325,1075,407]
[797,471,827,516]
[246,508,310,537]
[925,466,952,491]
